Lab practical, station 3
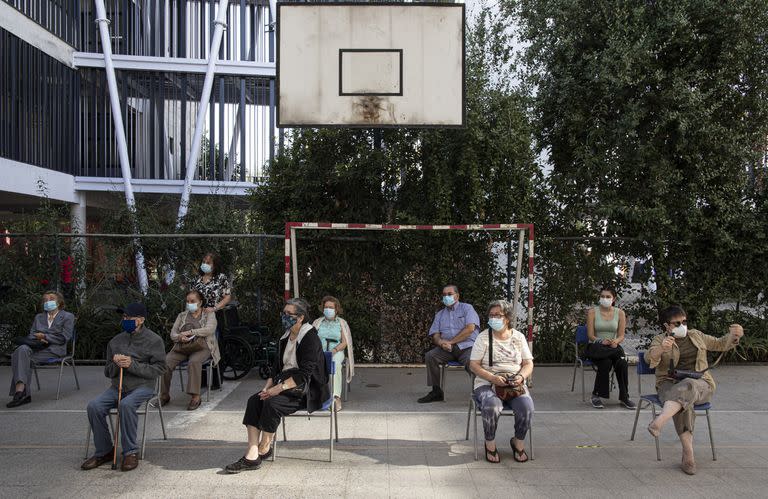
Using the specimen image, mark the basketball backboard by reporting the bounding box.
[277,2,465,128]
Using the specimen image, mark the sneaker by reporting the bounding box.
[590,396,604,409]
[620,398,637,410]
[225,456,262,474]
[417,389,444,403]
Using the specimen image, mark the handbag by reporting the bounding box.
[584,341,624,361]
[272,368,308,398]
[13,336,47,351]
[488,331,526,401]
[173,322,206,355]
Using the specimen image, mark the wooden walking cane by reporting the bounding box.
[112,367,124,470]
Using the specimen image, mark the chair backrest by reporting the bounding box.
[324,351,335,376]
[636,351,655,375]
[575,325,588,345]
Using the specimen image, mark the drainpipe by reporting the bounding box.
[94,0,149,293]
[176,0,231,226]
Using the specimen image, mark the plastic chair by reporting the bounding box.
[468,375,534,461]
[275,351,339,462]
[570,325,616,402]
[629,352,716,461]
[176,330,222,402]
[439,360,472,394]
[84,377,168,460]
[33,328,80,400]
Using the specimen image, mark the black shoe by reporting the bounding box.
[6,393,30,408]
[620,398,637,410]
[225,456,262,474]
[417,389,444,403]
[590,396,604,409]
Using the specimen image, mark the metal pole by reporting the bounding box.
[176,0,231,226]
[94,0,149,293]
[511,230,525,327]
[291,228,299,298]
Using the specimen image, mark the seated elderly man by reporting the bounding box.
[7,291,75,408]
[81,303,166,472]
[418,285,480,403]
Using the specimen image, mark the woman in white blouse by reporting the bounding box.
[469,300,534,464]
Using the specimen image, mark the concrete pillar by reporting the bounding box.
[70,191,87,301]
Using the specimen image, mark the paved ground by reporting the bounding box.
[0,363,766,498]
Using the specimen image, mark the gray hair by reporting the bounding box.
[285,297,311,323]
[487,299,515,325]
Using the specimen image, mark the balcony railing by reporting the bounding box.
[2,0,81,48]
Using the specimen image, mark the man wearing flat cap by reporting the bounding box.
[81,303,166,472]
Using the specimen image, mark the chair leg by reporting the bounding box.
[178,366,184,392]
[581,362,586,402]
[272,430,278,461]
[571,361,578,392]
[465,397,473,441]
[528,425,534,461]
[157,399,167,440]
[141,403,150,460]
[55,361,65,400]
[282,417,287,441]
[329,407,334,462]
[706,409,716,461]
[439,365,446,394]
[473,400,479,461]
[34,367,41,391]
[84,425,91,459]
[630,401,643,440]
[651,403,661,461]
[72,361,80,390]
[206,364,211,402]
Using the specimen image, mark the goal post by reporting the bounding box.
[283,222,535,343]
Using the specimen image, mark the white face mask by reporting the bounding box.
[598,297,613,308]
[671,325,688,338]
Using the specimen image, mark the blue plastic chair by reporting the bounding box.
[570,325,616,402]
[629,351,716,461]
[276,351,339,462]
[33,328,80,400]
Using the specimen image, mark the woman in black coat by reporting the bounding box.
[225,298,330,473]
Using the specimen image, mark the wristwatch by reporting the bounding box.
[281,383,289,391]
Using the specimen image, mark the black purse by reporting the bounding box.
[272,368,307,397]
[667,348,726,382]
[584,341,624,360]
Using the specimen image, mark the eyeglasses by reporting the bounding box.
[668,320,688,327]
[488,314,504,319]
[282,312,299,318]
[441,292,456,296]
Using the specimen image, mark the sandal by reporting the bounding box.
[511,438,529,463]
[484,444,500,463]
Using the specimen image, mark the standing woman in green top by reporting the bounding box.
[312,296,355,411]
[585,286,635,409]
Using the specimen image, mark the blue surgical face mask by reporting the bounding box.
[43,300,58,312]
[488,318,505,331]
[200,263,212,274]
[186,302,199,313]
[121,319,137,333]
[442,295,456,307]
[281,313,298,330]
[323,308,336,320]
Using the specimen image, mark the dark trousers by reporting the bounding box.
[243,393,303,433]
[592,354,629,400]
[424,345,472,388]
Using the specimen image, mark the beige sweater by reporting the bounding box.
[170,310,220,364]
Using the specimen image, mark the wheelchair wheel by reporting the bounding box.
[258,364,271,380]
[220,335,254,380]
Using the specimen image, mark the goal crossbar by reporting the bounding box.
[284,222,535,342]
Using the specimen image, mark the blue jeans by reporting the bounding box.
[473,384,534,442]
[87,386,155,457]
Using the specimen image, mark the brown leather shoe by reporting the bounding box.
[81,449,114,470]
[121,453,139,472]
[187,397,202,411]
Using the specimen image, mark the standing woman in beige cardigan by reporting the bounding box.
[160,290,220,410]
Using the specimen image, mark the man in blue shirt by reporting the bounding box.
[418,285,480,403]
